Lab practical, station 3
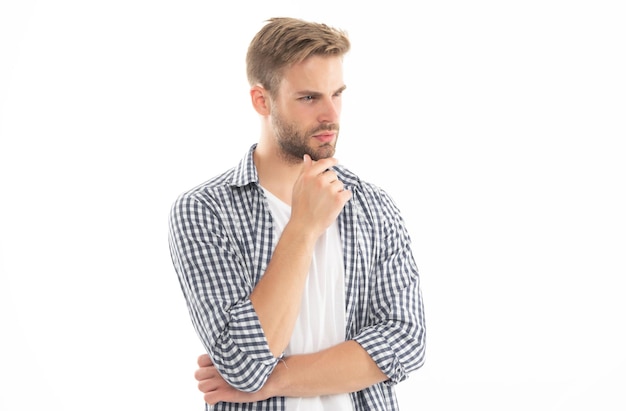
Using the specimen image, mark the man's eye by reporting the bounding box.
[301,96,314,101]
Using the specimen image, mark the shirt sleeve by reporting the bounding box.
[168,191,278,392]
[352,188,426,385]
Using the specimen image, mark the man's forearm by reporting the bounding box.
[250,220,317,357]
[264,340,388,398]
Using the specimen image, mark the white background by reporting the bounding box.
[1,1,625,410]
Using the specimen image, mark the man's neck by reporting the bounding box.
[253,143,301,206]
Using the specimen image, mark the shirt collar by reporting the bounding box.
[230,144,260,188]
[229,143,362,189]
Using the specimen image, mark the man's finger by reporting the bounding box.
[197,353,212,367]
[195,366,210,381]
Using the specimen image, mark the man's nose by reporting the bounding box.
[317,97,340,123]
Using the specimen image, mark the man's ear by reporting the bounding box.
[250,85,271,116]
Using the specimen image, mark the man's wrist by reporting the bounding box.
[265,356,290,398]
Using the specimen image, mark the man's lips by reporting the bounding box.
[312,132,336,143]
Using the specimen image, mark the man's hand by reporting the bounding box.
[290,155,352,239]
[194,354,272,405]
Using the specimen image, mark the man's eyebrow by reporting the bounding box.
[295,85,347,96]
[295,90,322,97]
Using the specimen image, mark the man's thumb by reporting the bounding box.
[303,154,311,166]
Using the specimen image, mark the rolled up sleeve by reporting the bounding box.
[350,188,426,385]
[168,192,278,392]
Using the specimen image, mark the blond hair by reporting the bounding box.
[246,17,351,95]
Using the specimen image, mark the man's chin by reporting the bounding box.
[279,144,335,163]
[309,145,336,161]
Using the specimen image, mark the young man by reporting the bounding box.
[168,17,426,410]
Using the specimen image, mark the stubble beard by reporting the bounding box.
[271,109,339,164]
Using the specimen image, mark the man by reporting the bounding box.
[168,17,426,410]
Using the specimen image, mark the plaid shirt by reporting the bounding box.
[168,144,426,411]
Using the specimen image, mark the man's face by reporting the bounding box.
[270,55,345,162]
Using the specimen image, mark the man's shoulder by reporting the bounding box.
[170,167,238,213]
[174,145,257,205]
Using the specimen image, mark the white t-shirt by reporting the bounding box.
[262,188,353,411]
